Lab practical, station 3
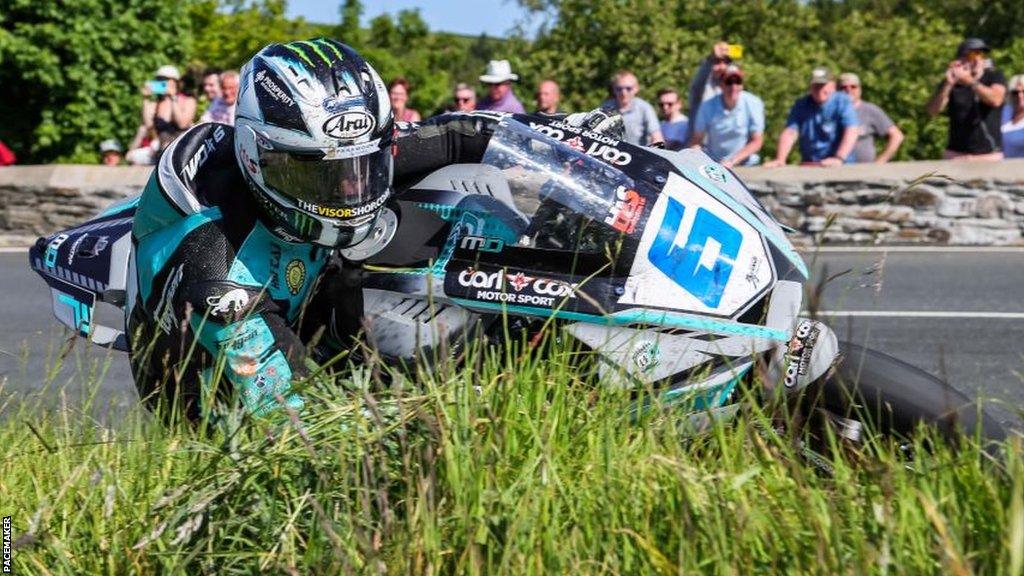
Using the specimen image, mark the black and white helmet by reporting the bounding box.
[235,39,394,247]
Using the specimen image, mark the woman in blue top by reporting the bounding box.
[1002,74,1024,158]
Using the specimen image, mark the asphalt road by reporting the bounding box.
[1,247,1022,426]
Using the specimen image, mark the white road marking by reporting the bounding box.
[809,310,1024,319]
[799,246,1024,253]
[0,247,27,254]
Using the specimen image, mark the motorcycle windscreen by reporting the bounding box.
[480,117,655,251]
[443,117,656,317]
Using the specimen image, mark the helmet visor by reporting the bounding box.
[259,148,391,218]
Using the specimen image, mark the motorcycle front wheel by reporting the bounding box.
[793,341,1007,458]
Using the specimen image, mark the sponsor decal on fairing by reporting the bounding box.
[618,172,774,318]
[459,235,505,253]
[632,340,661,373]
[700,163,728,184]
[527,121,632,165]
[456,267,579,308]
[784,320,820,388]
[604,185,646,234]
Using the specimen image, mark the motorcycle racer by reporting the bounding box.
[127,39,614,420]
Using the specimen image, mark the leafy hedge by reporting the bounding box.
[514,0,1024,161]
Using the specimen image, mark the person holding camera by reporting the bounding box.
[686,41,740,144]
[926,38,1006,161]
[126,65,196,165]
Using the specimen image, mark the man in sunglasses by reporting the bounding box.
[656,88,689,150]
[689,65,764,167]
[765,68,859,168]
[926,38,1006,161]
[838,73,903,163]
[601,70,663,146]
[478,60,526,114]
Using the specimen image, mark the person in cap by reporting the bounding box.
[601,69,663,146]
[765,67,859,167]
[686,41,737,144]
[127,64,197,163]
[477,60,526,113]
[1002,74,1024,159]
[99,139,123,166]
[689,64,764,167]
[838,73,903,163]
[926,38,1006,160]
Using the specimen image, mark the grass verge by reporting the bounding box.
[1,336,1022,575]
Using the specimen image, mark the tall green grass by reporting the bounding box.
[1,335,1021,575]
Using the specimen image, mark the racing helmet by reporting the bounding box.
[234,39,394,247]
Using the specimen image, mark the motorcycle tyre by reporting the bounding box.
[794,341,1006,458]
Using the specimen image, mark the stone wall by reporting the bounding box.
[2,161,1024,246]
[734,159,1024,245]
[0,165,150,247]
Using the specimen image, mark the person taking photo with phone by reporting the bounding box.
[126,65,197,165]
[686,41,741,144]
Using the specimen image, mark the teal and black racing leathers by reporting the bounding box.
[127,113,501,420]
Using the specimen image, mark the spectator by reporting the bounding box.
[477,60,526,113]
[388,77,422,123]
[200,70,239,125]
[99,139,123,166]
[201,70,221,102]
[839,73,903,163]
[127,65,196,164]
[655,87,689,151]
[1003,74,1024,159]
[926,38,1007,161]
[689,65,764,166]
[534,79,562,115]
[601,70,663,146]
[686,41,734,143]
[765,68,859,167]
[0,139,15,166]
[452,82,477,112]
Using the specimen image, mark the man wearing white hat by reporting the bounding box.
[477,60,526,114]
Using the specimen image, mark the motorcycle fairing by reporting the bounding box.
[28,196,138,350]
[617,171,776,320]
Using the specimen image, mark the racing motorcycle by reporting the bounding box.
[28,115,1006,451]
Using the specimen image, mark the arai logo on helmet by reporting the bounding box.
[323,111,375,140]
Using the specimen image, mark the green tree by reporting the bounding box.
[188,0,319,73]
[515,0,972,160]
[0,0,192,163]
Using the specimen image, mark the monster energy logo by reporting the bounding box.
[292,212,317,236]
[284,39,344,67]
